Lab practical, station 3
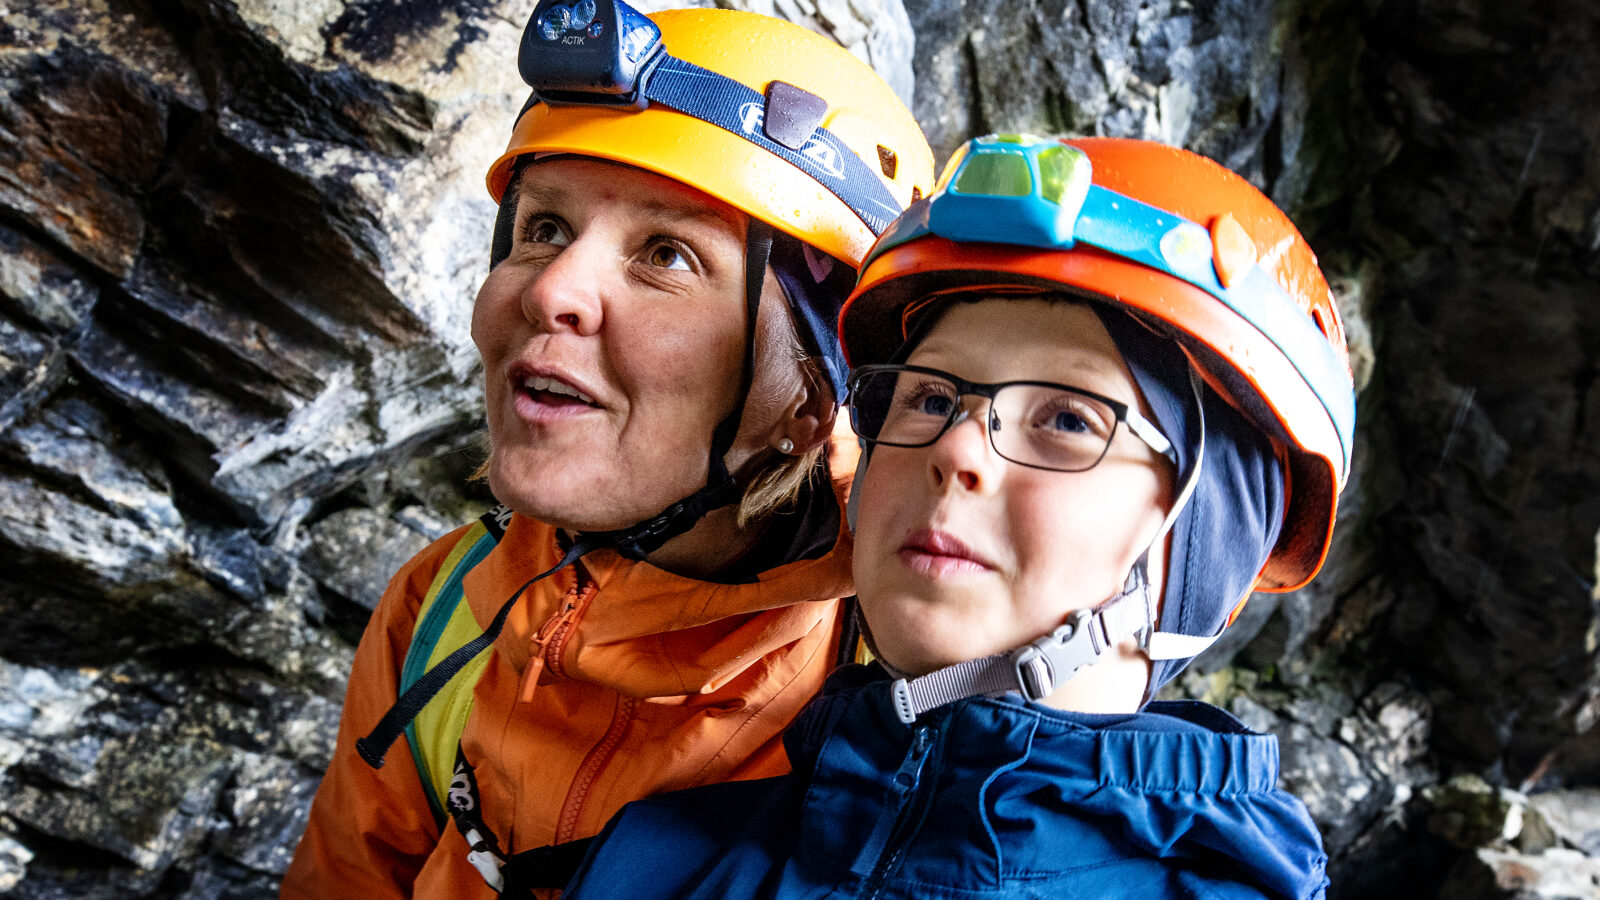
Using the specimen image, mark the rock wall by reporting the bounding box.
[0,0,1595,896]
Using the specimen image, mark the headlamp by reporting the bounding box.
[931,134,1094,248]
[519,0,665,107]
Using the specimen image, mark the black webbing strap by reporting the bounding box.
[488,165,525,270]
[834,595,861,668]
[702,218,772,493]
[356,538,592,768]
[639,56,902,234]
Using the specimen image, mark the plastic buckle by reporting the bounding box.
[1011,609,1097,702]
[891,678,917,724]
[464,827,507,891]
[612,507,674,560]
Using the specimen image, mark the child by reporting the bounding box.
[558,134,1353,899]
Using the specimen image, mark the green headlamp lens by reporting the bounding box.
[1036,144,1090,206]
[953,152,1034,197]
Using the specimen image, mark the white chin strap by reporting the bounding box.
[881,369,1217,725]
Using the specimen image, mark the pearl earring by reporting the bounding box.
[777,438,795,454]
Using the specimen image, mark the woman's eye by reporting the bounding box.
[524,217,570,246]
[646,243,692,271]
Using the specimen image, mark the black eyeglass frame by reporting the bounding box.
[846,363,1177,473]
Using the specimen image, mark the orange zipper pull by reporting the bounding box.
[521,600,576,702]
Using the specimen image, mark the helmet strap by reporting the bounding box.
[570,219,774,561]
[488,157,533,271]
[882,561,1158,724]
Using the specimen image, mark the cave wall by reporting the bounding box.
[0,0,1595,896]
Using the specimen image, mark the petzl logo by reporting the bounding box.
[738,102,846,179]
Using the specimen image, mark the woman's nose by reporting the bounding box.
[518,239,605,335]
[927,402,998,493]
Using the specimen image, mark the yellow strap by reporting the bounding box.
[413,591,495,808]
[404,522,495,821]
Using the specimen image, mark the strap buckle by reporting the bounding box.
[891,678,916,724]
[1010,609,1102,702]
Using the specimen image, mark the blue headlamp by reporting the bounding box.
[863,134,1355,475]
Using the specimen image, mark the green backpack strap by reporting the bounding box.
[400,504,511,826]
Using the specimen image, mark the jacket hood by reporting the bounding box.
[783,668,1329,899]
[460,433,859,700]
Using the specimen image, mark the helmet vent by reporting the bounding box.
[1311,307,1329,337]
[877,144,898,179]
[911,186,922,202]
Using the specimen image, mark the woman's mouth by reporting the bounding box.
[509,367,601,422]
[897,529,994,577]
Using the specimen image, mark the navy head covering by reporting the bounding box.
[1091,307,1286,695]
[769,232,855,405]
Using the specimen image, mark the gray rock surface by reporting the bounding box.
[0,0,1595,895]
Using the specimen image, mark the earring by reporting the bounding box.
[777,438,795,454]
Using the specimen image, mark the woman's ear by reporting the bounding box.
[773,362,837,455]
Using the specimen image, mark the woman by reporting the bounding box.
[559,134,1354,899]
[281,3,932,897]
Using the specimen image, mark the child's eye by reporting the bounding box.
[1049,410,1091,433]
[893,380,958,421]
[646,243,692,271]
[915,392,956,417]
[1029,393,1114,441]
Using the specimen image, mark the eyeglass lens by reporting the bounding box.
[850,368,1120,472]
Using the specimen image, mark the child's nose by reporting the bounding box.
[927,402,998,493]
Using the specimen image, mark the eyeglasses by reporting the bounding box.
[846,364,1176,472]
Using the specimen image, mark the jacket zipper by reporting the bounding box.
[528,561,638,846]
[519,573,597,703]
[556,693,638,844]
[855,724,938,900]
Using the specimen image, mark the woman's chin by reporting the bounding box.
[487,467,694,534]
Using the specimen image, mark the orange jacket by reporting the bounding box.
[282,450,855,899]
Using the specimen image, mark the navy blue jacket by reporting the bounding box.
[564,666,1329,900]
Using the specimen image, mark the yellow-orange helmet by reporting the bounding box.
[486,3,933,268]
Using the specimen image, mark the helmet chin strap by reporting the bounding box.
[573,220,773,560]
[875,369,1207,725]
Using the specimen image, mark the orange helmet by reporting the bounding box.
[839,135,1355,592]
[486,2,933,268]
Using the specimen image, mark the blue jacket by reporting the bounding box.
[564,666,1329,900]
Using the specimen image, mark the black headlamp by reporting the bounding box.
[519,0,664,107]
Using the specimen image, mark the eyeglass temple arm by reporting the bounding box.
[1123,407,1176,464]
